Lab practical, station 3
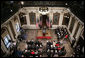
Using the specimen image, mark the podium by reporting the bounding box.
[36,30,51,39]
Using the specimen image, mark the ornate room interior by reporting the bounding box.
[1,1,84,57]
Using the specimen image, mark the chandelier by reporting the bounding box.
[39,7,49,15]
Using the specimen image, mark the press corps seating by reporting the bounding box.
[55,27,69,40]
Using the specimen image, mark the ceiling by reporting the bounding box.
[1,1,84,24]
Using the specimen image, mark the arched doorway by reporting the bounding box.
[40,14,49,28]
[19,12,27,26]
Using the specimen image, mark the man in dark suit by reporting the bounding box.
[71,39,76,47]
[35,40,39,45]
[51,49,55,57]
[58,50,62,56]
[46,49,51,57]
[35,45,39,50]
[46,41,53,50]
[29,40,34,45]
[26,40,30,45]
[20,27,25,34]
[27,44,32,50]
[42,27,46,36]
[47,41,53,46]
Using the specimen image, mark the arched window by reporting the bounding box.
[1,27,11,49]
[53,12,60,25]
[14,16,20,33]
[29,12,36,24]
[15,22,20,32]
[62,13,70,27]
[9,21,15,39]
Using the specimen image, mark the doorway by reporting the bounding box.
[40,15,49,28]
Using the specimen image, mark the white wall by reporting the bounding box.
[21,7,68,29]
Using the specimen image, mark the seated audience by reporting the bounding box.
[55,27,69,41]
[13,38,68,57]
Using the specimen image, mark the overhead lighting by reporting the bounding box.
[64,16,69,18]
[39,11,49,15]
[10,9,13,12]
[39,7,49,15]
[65,3,68,5]
[21,1,24,5]
[10,1,14,4]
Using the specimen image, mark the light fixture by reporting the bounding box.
[67,17,69,18]
[10,9,13,12]
[65,3,68,5]
[21,1,24,5]
[10,1,14,4]
[39,7,49,15]
[64,16,69,18]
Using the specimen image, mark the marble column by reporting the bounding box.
[26,13,30,26]
[7,23,15,41]
[76,25,83,41]
[36,12,40,20]
[68,15,73,29]
[10,20,17,39]
[71,20,78,37]
[16,14,21,27]
[59,13,64,26]
[73,25,83,47]
[49,12,53,21]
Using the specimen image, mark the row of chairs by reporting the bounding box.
[11,40,66,57]
[46,41,66,57]
[26,40,43,50]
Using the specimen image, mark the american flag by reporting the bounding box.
[36,19,42,28]
[36,22,38,28]
[39,20,42,26]
[46,19,50,28]
[36,19,39,28]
